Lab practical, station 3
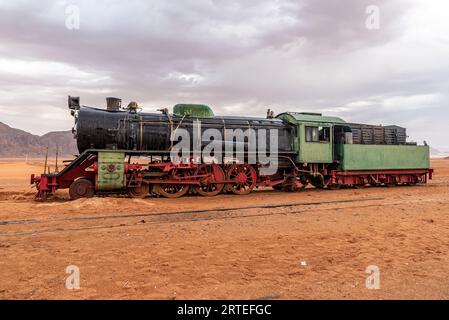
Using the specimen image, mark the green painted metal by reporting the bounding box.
[97,151,125,190]
[173,104,214,118]
[335,144,430,170]
[277,112,346,124]
[298,123,333,163]
[277,113,336,163]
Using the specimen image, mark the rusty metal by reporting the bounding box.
[69,178,95,200]
[127,183,150,198]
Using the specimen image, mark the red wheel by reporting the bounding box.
[128,183,150,198]
[193,164,225,196]
[69,178,94,200]
[225,164,257,195]
[153,169,191,198]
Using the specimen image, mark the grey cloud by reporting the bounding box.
[0,0,447,149]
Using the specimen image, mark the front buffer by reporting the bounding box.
[31,150,130,200]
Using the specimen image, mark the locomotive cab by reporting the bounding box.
[276,112,346,164]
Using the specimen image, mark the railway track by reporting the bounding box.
[0,197,384,226]
[0,197,390,237]
[0,196,443,238]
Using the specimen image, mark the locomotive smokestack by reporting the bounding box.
[106,97,121,111]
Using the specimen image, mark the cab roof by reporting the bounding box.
[277,112,346,124]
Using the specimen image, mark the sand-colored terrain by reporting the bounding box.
[0,159,448,299]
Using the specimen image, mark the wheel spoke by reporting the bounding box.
[193,164,225,197]
[225,164,256,195]
[153,169,191,198]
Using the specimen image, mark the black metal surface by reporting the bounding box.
[73,106,296,159]
[106,97,121,111]
[68,96,80,110]
[347,123,407,145]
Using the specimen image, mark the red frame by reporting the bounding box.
[31,152,434,200]
[329,169,433,185]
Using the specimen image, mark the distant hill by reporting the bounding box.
[0,122,78,158]
[430,147,449,158]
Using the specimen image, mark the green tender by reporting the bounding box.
[336,144,430,170]
[97,151,125,190]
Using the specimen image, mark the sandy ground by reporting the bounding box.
[0,159,448,299]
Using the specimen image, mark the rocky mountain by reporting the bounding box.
[0,122,78,158]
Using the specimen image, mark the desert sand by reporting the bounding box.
[0,159,448,299]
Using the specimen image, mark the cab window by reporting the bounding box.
[305,126,330,143]
[305,126,319,142]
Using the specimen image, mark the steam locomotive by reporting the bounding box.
[31,96,433,200]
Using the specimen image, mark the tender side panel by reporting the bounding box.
[336,144,430,170]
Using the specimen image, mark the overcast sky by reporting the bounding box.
[0,0,448,149]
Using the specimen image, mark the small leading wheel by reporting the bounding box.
[153,169,191,198]
[283,178,307,192]
[69,178,94,200]
[128,183,150,198]
[225,164,257,195]
[309,176,325,189]
[193,164,225,196]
